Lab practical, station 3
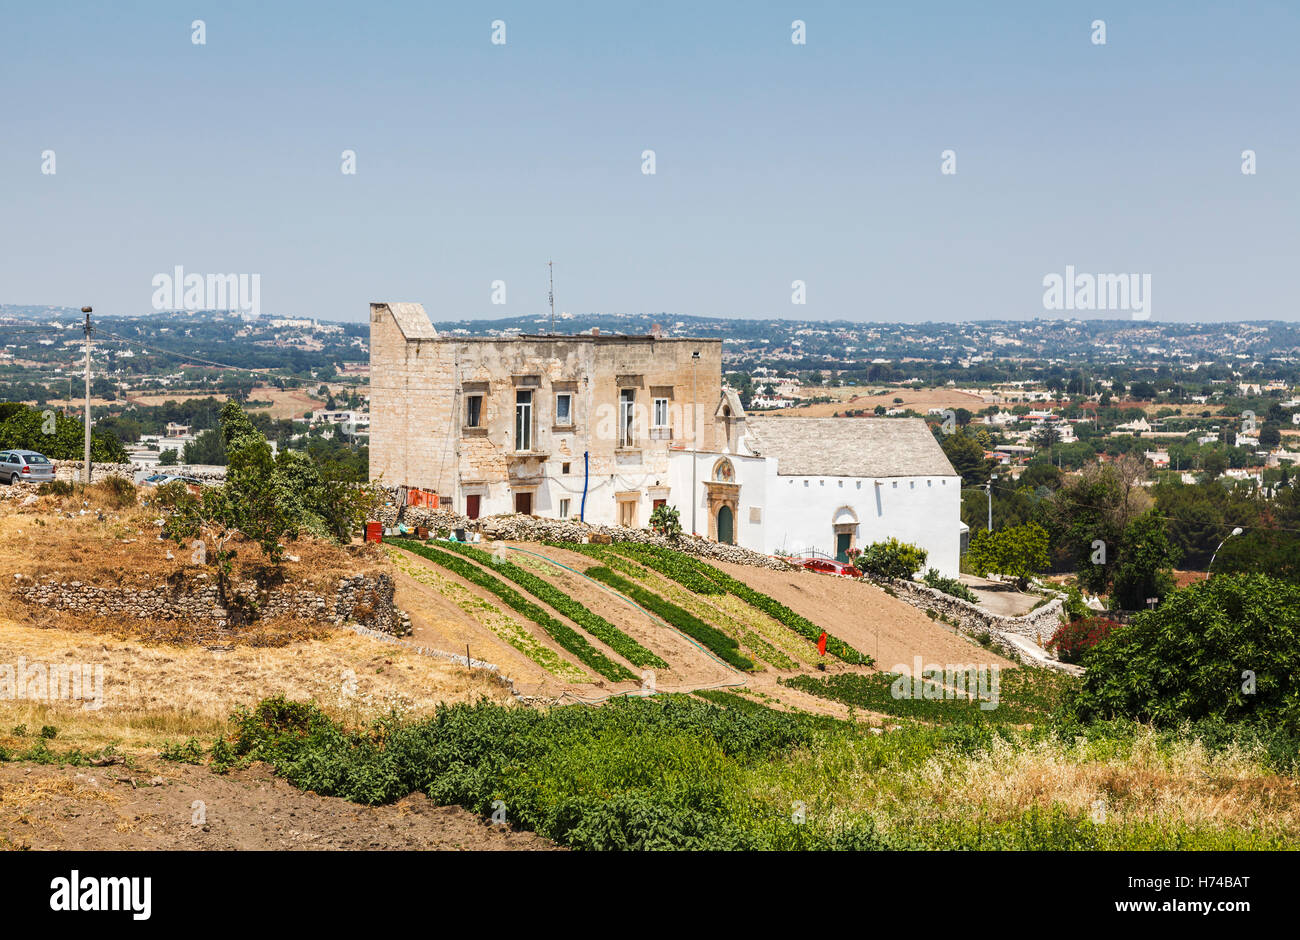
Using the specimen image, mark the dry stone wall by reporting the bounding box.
[382,502,791,571]
[10,572,411,636]
[871,576,1065,664]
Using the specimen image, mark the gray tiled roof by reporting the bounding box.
[745,416,959,478]
[375,302,439,340]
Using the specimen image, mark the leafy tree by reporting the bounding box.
[937,428,989,486]
[1201,451,1228,480]
[854,538,927,581]
[1019,461,1062,492]
[158,448,179,466]
[966,522,1049,590]
[1065,574,1300,730]
[0,403,126,462]
[184,428,227,465]
[167,402,298,601]
[1042,456,1150,589]
[1110,510,1179,610]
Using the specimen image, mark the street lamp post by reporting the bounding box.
[984,473,998,531]
[1207,527,1244,579]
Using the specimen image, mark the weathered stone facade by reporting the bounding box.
[11,572,411,636]
[369,302,725,529]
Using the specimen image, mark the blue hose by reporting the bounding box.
[580,449,589,521]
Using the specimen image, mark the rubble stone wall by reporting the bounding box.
[380,503,792,571]
[10,572,411,636]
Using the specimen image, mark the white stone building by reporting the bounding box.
[666,414,962,575]
[369,301,963,575]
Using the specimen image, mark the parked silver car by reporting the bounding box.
[0,450,56,484]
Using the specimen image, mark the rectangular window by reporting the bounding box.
[559,498,571,518]
[555,392,572,426]
[515,390,533,451]
[653,397,669,428]
[465,395,483,428]
[561,462,571,475]
[619,389,635,447]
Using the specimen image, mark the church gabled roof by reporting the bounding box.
[744,416,958,478]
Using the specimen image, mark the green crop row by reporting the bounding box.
[585,566,755,671]
[782,668,1076,725]
[607,543,727,595]
[386,539,636,682]
[541,540,647,578]
[545,540,867,665]
[590,544,869,665]
[431,540,667,669]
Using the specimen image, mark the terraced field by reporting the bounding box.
[386,547,590,683]
[381,537,1012,709]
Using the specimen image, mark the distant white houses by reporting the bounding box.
[1115,416,1152,434]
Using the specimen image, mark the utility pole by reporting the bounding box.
[81,306,93,485]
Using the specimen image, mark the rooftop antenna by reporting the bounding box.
[548,260,555,334]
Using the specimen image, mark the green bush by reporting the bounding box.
[966,523,1049,590]
[921,568,979,604]
[37,479,73,497]
[96,475,137,508]
[854,538,928,581]
[151,479,196,510]
[1064,574,1300,729]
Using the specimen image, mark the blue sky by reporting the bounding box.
[2,1,1296,323]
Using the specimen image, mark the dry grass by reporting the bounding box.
[772,385,988,418]
[0,496,383,592]
[0,618,514,756]
[750,726,1300,839]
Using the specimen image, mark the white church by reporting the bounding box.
[667,397,964,575]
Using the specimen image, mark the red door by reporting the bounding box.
[465,495,481,519]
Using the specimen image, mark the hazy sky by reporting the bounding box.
[2,1,1296,324]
